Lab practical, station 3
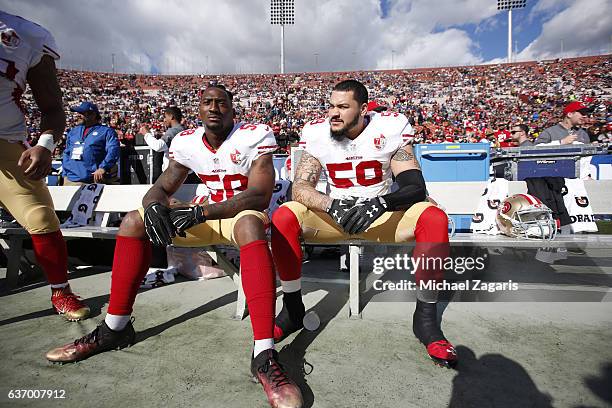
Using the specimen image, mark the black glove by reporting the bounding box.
[326,197,358,226]
[143,202,176,246]
[341,197,388,235]
[168,206,206,236]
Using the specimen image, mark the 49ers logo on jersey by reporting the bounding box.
[373,134,386,150]
[230,149,242,164]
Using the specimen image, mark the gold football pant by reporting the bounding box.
[137,207,269,246]
[0,139,60,234]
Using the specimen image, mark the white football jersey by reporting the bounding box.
[0,11,60,141]
[169,123,277,203]
[300,112,413,199]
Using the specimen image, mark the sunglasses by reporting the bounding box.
[510,130,523,134]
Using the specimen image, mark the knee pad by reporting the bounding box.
[23,205,60,234]
[415,206,449,243]
[272,205,301,234]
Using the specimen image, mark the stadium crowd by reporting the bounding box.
[22,55,612,157]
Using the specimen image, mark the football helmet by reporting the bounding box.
[496,194,556,240]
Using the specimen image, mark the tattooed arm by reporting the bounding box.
[143,159,190,208]
[378,145,427,210]
[389,145,421,176]
[201,153,275,220]
[292,151,332,212]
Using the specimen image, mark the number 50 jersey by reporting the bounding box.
[300,112,413,199]
[169,123,277,203]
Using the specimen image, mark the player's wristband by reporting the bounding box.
[36,133,57,153]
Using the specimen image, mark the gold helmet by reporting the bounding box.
[496,194,556,240]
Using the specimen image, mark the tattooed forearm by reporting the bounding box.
[292,151,333,211]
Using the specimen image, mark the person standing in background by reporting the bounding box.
[62,101,120,185]
[535,101,591,145]
[140,106,184,182]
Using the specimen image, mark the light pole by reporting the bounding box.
[497,0,526,63]
[271,0,294,74]
[391,50,395,70]
[314,53,319,71]
[111,53,115,74]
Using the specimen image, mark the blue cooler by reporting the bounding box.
[414,143,490,182]
[414,143,490,232]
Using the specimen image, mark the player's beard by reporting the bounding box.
[330,113,360,141]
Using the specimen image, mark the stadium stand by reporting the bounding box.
[20,55,611,158]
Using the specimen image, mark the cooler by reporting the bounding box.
[414,143,491,232]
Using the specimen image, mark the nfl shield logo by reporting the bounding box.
[230,149,242,164]
[374,134,386,150]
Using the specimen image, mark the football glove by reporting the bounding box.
[168,206,206,236]
[144,202,176,246]
[341,197,388,235]
[326,197,358,226]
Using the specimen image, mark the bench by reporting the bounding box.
[0,184,250,318]
[312,179,612,318]
[2,181,612,320]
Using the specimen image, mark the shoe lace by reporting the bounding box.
[74,326,100,346]
[258,358,292,388]
[53,291,85,311]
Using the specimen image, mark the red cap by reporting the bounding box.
[367,100,387,112]
[563,101,589,115]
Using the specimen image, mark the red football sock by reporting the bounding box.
[107,235,152,315]
[271,206,302,282]
[413,206,449,285]
[31,230,68,285]
[240,240,276,340]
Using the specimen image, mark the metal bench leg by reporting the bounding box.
[232,268,248,321]
[1,235,25,289]
[349,244,362,319]
[204,246,248,320]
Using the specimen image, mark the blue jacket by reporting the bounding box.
[62,124,120,183]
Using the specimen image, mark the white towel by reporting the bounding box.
[470,178,509,235]
[60,184,104,228]
[563,178,598,233]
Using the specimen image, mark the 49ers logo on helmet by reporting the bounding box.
[373,134,386,150]
[501,201,511,214]
[230,149,242,164]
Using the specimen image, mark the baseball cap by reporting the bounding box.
[563,101,590,115]
[367,100,387,112]
[70,101,99,115]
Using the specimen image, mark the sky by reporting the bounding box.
[1,0,610,74]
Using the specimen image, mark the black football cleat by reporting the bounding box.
[413,300,458,369]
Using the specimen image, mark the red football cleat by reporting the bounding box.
[51,286,90,321]
[251,349,303,408]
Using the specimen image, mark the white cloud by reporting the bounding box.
[0,0,512,74]
[517,0,612,61]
